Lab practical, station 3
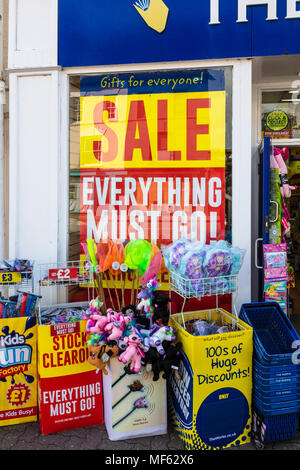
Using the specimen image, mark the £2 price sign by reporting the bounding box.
[48,268,78,282]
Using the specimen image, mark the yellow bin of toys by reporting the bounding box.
[169,309,253,450]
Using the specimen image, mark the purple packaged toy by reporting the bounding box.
[163,239,191,271]
[203,244,233,278]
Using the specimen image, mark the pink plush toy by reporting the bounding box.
[88,297,103,314]
[105,313,133,342]
[86,309,117,335]
[118,334,145,373]
[86,314,109,335]
[272,147,296,198]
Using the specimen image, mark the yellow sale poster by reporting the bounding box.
[0,316,38,426]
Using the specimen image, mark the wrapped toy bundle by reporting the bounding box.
[163,239,245,298]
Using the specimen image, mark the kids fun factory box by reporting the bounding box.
[37,319,103,435]
[0,316,38,426]
[169,309,253,450]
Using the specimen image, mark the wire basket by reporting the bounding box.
[37,260,94,287]
[0,267,34,291]
[169,270,238,299]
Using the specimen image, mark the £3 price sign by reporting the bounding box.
[0,272,22,284]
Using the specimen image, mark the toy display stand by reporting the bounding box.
[36,260,95,322]
[168,270,239,328]
[0,262,35,294]
[37,260,93,288]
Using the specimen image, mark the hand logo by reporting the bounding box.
[133,0,169,33]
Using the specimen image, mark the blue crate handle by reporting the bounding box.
[241,302,294,331]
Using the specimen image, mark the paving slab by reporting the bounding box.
[0,421,299,450]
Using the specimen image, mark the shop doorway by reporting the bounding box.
[258,83,300,330]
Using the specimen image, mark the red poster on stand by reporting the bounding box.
[38,320,103,435]
[79,70,227,298]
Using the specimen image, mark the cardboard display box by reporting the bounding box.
[38,318,103,434]
[169,309,253,450]
[0,316,38,426]
[103,357,167,441]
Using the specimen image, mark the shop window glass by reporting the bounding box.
[68,68,232,301]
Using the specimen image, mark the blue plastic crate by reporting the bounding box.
[254,372,300,390]
[240,302,300,365]
[253,394,300,415]
[253,408,299,442]
[253,383,300,399]
[253,385,300,403]
[253,358,300,379]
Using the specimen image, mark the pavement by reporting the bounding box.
[1,419,300,451]
[2,315,300,452]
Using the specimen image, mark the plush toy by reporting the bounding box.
[152,292,170,325]
[142,341,182,381]
[145,325,175,355]
[116,337,128,355]
[272,147,296,198]
[122,305,137,317]
[88,297,103,314]
[87,343,118,375]
[86,307,118,335]
[87,333,106,346]
[118,334,145,373]
[136,288,153,316]
[86,314,109,335]
[141,346,161,378]
[158,341,182,381]
[105,313,133,342]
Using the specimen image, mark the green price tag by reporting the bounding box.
[0,272,22,284]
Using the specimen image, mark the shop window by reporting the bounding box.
[68,68,232,301]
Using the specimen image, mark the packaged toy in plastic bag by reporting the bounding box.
[162,239,191,271]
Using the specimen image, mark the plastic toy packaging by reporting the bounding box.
[185,318,240,336]
[263,243,288,281]
[264,280,287,314]
[163,239,192,271]
[40,305,87,325]
[0,291,41,319]
[192,319,218,336]
[202,243,233,277]
[163,239,245,297]
[0,258,33,273]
